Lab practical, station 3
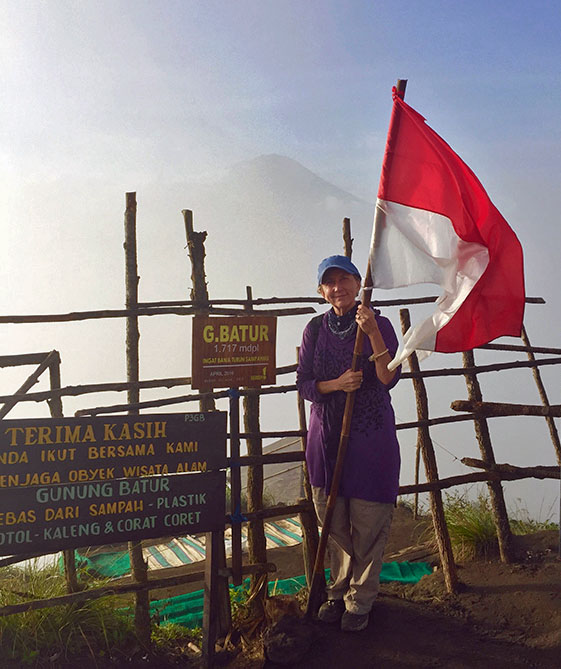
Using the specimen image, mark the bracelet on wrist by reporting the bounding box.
[368,348,388,362]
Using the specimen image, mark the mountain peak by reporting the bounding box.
[234,153,312,170]
[224,154,368,205]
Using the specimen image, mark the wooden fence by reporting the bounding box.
[1,195,560,666]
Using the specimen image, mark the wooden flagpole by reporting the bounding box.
[305,79,408,617]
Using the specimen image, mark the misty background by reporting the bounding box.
[1,1,560,521]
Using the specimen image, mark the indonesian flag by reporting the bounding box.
[371,88,525,371]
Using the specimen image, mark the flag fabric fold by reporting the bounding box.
[371,88,525,371]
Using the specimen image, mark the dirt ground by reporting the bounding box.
[222,506,561,668]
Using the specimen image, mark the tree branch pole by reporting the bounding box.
[183,209,230,665]
[306,78,408,618]
[72,356,561,417]
[521,325,561,465]
[462,350,513,563]
[0,352,53,366]
[519,324,561,558]
[400,309,459,593]
[0,295,545,325]
[124,193,152,651]
[47,354,80,595]
[296,346,323,588]
[228,387,243,586]
[343,217,353,257]
[461,457,559,478]
[242,286,269,614]
[398,465,560,495]
[451,400,561,417]
[10,353,561,409]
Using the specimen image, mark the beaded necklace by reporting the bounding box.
[327,303,358,340]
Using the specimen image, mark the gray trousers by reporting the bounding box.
[312,486,394,615]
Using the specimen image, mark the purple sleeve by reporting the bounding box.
[296,319,329,404]
[376,314,401,390]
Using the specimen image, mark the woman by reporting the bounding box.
[297,254,401,632]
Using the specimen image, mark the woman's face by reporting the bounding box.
[319,268,361,316]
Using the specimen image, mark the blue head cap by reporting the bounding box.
[317,255,361,285]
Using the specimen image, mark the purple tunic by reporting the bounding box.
[296,307,401,503]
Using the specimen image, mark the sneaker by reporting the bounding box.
[317,599,345,623]
[341,610,369,632]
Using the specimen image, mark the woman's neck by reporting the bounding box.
[332,301,357,317]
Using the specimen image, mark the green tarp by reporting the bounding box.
[73,549,131,579]
[67,541,432,630]
[149,562,432,629]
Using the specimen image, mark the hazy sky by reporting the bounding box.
[3,1,560,194]
[3,1,560,296]
[1,1,560,519]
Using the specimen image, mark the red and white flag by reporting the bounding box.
[371,88,525,371]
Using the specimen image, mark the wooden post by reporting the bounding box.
[47,352,64,419]
[183,209,231,664]
[229,388,243,586]
[124,192,152,651]
[244,285,254,313]
[225,287,255,588]
[242,286,269,610]
[521,325,561,465]
[296,347,323,587]
[183,209,208,305]
[518,338,561,551]
[413,442,421,519]
[203,531,226,667]
[183,209,215,412]
[462,349,513,563]
[244,387,268,613]
[47,352,80,594]
[342,217,352,258]
[400,309,458,593]
[124,193,140,396]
